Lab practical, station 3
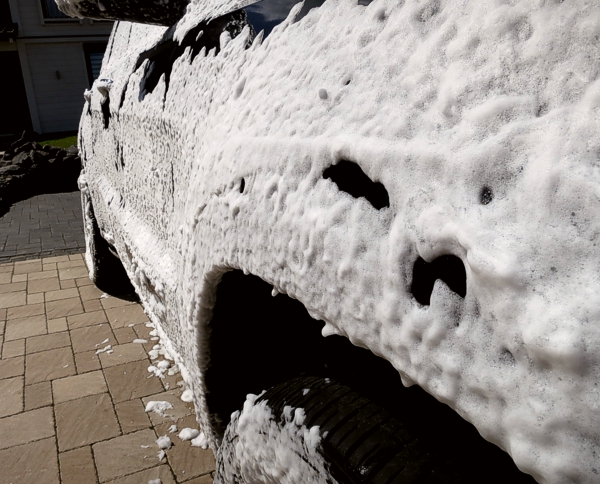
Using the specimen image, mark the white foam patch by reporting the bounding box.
[215,393,330,483]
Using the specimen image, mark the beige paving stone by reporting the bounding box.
[108,465,177,484]
[59,266,89,280]
[57,259,85,269]
[42,262,57,272]
[78,284,104,301]
[43,255,70,263]
[142,391,195,426]
[0,319,4,335]
[0,376,23,417]
[185,475,214,484]
[46,296,84,319]
[101,296,133,310]
[68,253,84,261]
[48,317,68,333]
[156,415,216,481]
[27,292,44,305]
[106,304,148,329]
[0,356,24,378]
[28,270,58,281]
[13,261,42,275]
[82,298,103,313]
[0,437,59,484]
[0,307,6,321]
[0,406,54,449]
[0,272,11,284]
[99,342,147,368]
[76,276,93,287]
[133,323,153,340]
[114,326,138,345]
[26,347,76,385]
[92,429,159,482]
[67,310,107,329]
[7,301,45,319]
[2,338,25,358]
[115,398,152,434]
[0,281,26,294]
[0,290,27,309]
[25,381,53,411]
[26,331,70,354]
[5,314,47,341]
[53,370,107,403]
[27,277,60,294]
[45,287,79,302]
[12,273,28,283]
[55,392,120,451]
[70,323,115,353]
[59,445,98,484]
[60,278,77,289]
[74,350,101,373]
[104,359,164,403]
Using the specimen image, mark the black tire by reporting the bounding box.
[86,202,137,298]
[216,376,460,484]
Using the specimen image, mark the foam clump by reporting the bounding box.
[77,0,600,482]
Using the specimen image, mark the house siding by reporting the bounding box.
[1,0,113,135]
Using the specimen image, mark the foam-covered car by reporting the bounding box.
[60,0,600,482]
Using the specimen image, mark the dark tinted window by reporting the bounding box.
[40,0,70,18]
[244,0,326,38]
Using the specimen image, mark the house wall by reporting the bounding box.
[4,0,113,134]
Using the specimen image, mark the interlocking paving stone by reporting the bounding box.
[26,347,76,385]
[0,437,59,484]
[46,296,84,319]
[52,370,107,403]
[156,414,216,482]
[0,406,54,449]
[0,356,25,379]
[59,445,98,484]
[74,350,101,374]
[185,475,215,484]
[92,428,159,482]
[0,376,24,418]
[99,342,148,368]
[48,317,69,333]
[67,310,108,329]
[0,192,85,262]
[0,281,26,293]
[115,398,152,434]
[5,314,47,341]
[0,254,215,483]
[104,359,164,403]
[45,287,79,302]
[55,393,120,451]
[2,339,25,358]
[105,304,148,329]
[26,331,71,354]
[24,381,53,411]
[107,465,177,484]
[70,323,115,354]
[8,301,45,319]
[142,391,195,427]
[0,290,27,309]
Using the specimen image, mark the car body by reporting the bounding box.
[64,0,600,482]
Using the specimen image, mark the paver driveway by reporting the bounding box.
[0,254,215,483]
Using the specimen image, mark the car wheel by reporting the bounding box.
[214,376,459,484]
